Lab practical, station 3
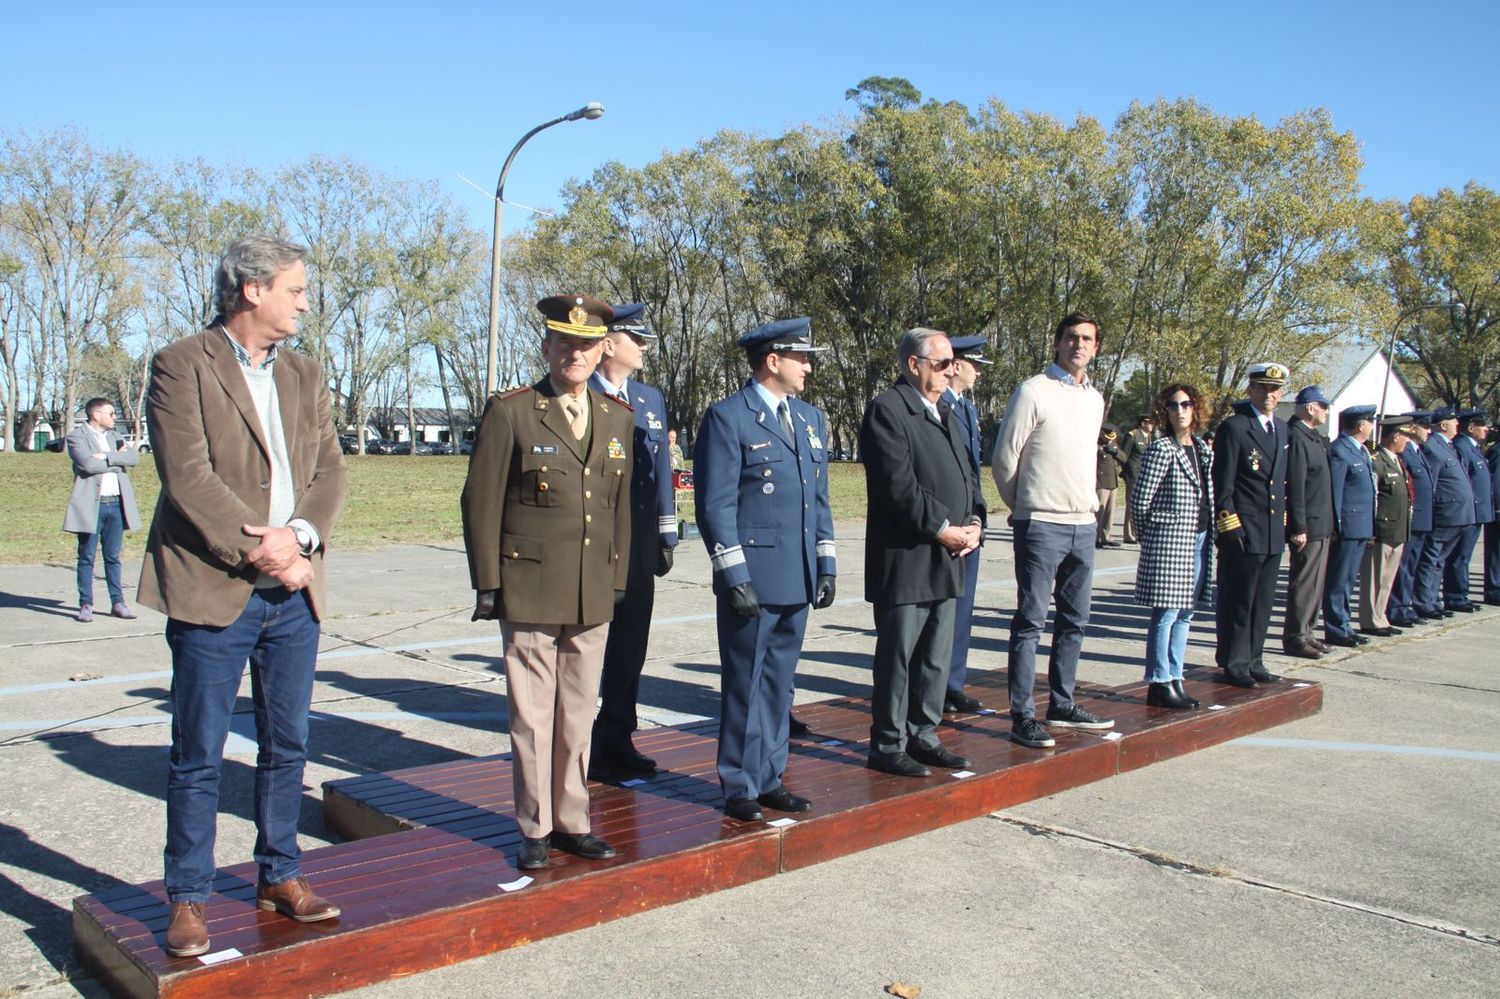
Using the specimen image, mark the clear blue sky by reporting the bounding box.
[6,0,1496,234]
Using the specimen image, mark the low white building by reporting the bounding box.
[1279,345,1419,436]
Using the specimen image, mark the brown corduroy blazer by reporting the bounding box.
[137,329,348,626]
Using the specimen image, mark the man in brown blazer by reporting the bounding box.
[462,294,633,872]
[1360,416,1413,635]
[139,235,348,957]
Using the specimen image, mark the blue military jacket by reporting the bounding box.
[1490,444,1500,518]
[1328,433,1376,540]
[1422,433,1476,529]
[589,373,678,589]
[694,381,836,604]
[1400,439,1434,534]
[942,387,983,475]
[1454,435,1495,526]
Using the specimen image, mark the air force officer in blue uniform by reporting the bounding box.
[941,334,990,713]
[1450,410,1492,612]
[588,304,678,777]
[1323,405,1376,645]
[694,318,837,822]
[1420,406,1474,616]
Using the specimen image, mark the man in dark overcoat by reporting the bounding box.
[1212,362,1290,687]
[1282,385,1334,658]
[862,328,986,777]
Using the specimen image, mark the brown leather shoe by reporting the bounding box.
[256,876,341,922]
[165,900,209,957]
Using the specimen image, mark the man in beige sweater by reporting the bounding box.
[991,313,1115,748]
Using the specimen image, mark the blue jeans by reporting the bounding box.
[75,498,124,606]
[164,587,320,902]
[1008,519,1094,721]
[1145,531,1208,683]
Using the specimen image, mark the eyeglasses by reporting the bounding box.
[916,356,955,372]
[1164,399,1194,410]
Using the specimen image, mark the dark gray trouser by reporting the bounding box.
[1008,519,1095,721]
[1283,536,1329,646]
[870,598,954,756]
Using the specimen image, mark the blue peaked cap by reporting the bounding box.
[607,302,657,339]
[738,316,827,353]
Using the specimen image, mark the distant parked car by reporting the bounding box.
[427,441,454,455]
[365,438,397,455]
[44,438,66,453]
[339,434,360,455]
[392,441,434,456]
[459,439,476,456]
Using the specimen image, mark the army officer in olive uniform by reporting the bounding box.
[461,294,634,871]
[1360,415,1413,635]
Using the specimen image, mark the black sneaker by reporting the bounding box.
[1044,703,1115,730]
[1011,717,1056,748]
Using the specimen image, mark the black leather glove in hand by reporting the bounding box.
[472,589,503,621]
[814,574,836,609]
[656,545,674,577]
[726,582,761,618]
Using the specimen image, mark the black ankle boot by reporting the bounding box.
[1147,682,1192,709]
[1170,679,1200,708]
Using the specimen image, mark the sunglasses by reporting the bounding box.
[916,356,955,372]
[1163,399,1194,410]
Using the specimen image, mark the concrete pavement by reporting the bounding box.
[2,527,1497,997]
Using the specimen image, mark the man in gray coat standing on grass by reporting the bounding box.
[64,397,142,622]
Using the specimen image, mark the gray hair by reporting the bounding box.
[897,327,949,370]
[212,234,308,319]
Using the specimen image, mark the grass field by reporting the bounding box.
[0,452,1005,564]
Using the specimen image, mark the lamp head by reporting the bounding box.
[567,102,605,122]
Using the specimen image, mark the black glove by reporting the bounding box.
[615,589,627,606]
[1215,529,1245,553]
[656,545,674,577]
[472,589,503,621]
[814,574,836,609]
[1103,444,1119,456]
[726,582,761,618]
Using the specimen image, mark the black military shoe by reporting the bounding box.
[943,690,984,714]
[724,797,765,821]
[517,836,550,870]
[757,786,813,813]
[551,832,616,860]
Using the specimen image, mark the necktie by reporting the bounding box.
[564,396,587,440]
[778,402,796,452]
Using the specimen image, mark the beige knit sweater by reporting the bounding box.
[990,370,1105,525]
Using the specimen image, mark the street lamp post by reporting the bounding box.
[1378,301,1458,422]
[484,102,605,397]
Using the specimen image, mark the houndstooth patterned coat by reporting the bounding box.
[1130,435,1215,608]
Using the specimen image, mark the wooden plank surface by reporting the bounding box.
[74,671,1321,998]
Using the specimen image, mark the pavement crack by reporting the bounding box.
[1307,663,1500,696]
[993,815,1500,949]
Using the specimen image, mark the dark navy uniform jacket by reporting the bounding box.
[1422,434,1475,530]
[1400,440,1434,534]
[694,381,836,604]
[1211,410,1289,555]
[589,373,677,589]
[943,387,983,475]
[1455,435,1495,526]
[1328,433,1376,540]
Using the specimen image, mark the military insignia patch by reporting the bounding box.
[646,412,663,430]
[568,303,588,327]
[531,444,559,455]
[607,437,626,460]
[806,425,824,449]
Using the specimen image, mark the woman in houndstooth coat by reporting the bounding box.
[1130,383,1215,709]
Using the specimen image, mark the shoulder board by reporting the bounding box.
[497,386,532,400]
[603,393,634,412]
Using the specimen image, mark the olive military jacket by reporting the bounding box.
[1372,446,1411,546]
[461,379,634,626]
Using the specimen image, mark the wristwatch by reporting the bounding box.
[291,525,314,555]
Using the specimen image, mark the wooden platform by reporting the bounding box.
[74,670,1321,998]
